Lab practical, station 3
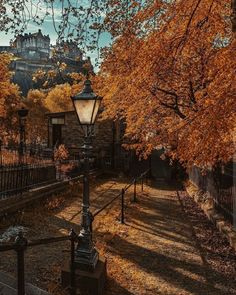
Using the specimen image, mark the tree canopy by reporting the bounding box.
[96,0,236,167]
[0,53,21,141]
[0,0,235,167]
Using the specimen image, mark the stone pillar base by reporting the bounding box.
[61,256,107,295]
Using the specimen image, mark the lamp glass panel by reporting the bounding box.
[74,99,96,125]
[91,99,101,124]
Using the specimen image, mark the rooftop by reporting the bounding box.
[16,29,50,41]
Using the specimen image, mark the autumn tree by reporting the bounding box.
[21,63,87,142]
[44,83,73,113]
[0,0,235,50]
[97,0,235,168]
[24,89,49,143]
[0,53,21,142]
[0,0,235,166]
[32,60,92,90]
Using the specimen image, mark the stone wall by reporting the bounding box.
[189,165,236,225]
[48,112,114,149]
[0,46,14,53]
[48,111,117,169]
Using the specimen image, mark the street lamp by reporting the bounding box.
[18,107,29,164]
[71,79,102,271]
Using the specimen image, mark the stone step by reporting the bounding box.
[0,281,16,295]
[0,272,50,295]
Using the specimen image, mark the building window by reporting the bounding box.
[51,117,65,125]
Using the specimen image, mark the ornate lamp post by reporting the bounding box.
[18,107,29,164]
[71,79,102,271]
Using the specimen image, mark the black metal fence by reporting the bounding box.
[0,163,57,199]
[0,144,84,199]
[189,164,236,225]
[0,144,53,166]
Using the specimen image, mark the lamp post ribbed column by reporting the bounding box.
[74,130,98,271]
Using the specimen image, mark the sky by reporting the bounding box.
[0,1,112,71]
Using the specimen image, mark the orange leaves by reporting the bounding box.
[22,75,85,142]
[32,69,47,83]
[98,0,236,167]
[24,90,48,142]
[67,72,84,83]
[28,80,84,114]
[0,53,21,141]
[54,144,69,161]
[44,83,73,113]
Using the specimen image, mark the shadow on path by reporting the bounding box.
[103,233,229,295]
[99,180,236,294]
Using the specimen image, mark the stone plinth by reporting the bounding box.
[0,271,50,295]
[61,256,107,295]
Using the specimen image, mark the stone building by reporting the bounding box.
[46,111,124,170]
[0,30,93,95]
[14,29,50,60]
[46,111,153,174]
[46,111,173,178]
[0,29,50,60]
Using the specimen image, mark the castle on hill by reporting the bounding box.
[0,29,93,95]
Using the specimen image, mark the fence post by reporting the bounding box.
[133,179,137,202]
[69,229,77,295]
[0,139,2,167]
[15,232,27,295]
[20,164,24,195]
[121,189,125,224]
[141,175,144,192]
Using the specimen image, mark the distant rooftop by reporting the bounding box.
[16,29,50,41]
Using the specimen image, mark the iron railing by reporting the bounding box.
[0,163,57,199]
[0,143,99,199]
[93,169,150,223]
[0,169,150,294]
[0,230,78,295]
[0,144,54,166]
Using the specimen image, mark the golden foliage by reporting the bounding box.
[54,144,69,161]
[97,0,235,168]
[44,82,83,113]
[0,53,21,141]
[24,89,48,142]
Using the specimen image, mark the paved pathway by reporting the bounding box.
[95,181,236,295]
[1,178,236,294]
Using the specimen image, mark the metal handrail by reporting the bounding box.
[0,169,100,295]
[93,191,122,217]
[0,243,16,252]
[0,168,150,294]
[93,169,150,218]
[0,230,78,295]
[0,236,71,251]
[28,235,71,247]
